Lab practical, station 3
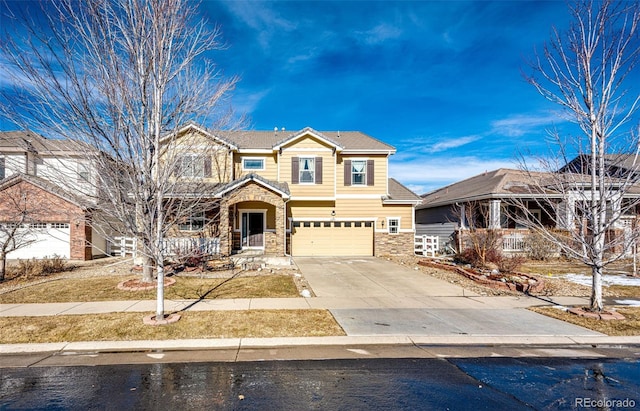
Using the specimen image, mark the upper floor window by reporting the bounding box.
[242,158,264,171]
[299,157,315,183]
[344,159,374,186]
[291,156,322,184]
[0,157,4,180]
[351,160,367,185]
[179,154,205,178]
[77,163,90,183]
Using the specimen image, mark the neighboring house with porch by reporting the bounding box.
[167,124,422,257]
[0,131,106,260]
[416,167,640,254]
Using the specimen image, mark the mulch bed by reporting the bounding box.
[417,259,545,294]
[567,307,626,320]
[117,276,177,291]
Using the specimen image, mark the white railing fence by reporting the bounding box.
[109,236,138,258]
[108,236,220,258]
[414,235,439,257]
[502,233,525,252]
[164,237,220,257]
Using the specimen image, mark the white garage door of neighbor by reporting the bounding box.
[5,223,71,259]
[291,220,373,256]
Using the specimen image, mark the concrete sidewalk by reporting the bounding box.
[1,256,639,355]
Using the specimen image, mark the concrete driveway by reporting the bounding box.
[294,257,469,298]
[294,257,602,338]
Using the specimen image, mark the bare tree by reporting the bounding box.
[453,201,503,268]
[520,0,640,311]
[0,196,37,282]
[0,0,239,320]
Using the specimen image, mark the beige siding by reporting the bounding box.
[233,153,278,181]
[164,130,233,184]
[281,150,335,198]
[288,199,414,230]
[336,154,388,195]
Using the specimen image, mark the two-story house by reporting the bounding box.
[0,130,106,260]
[169,124,421,257]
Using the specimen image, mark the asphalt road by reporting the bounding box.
[1,348,639,410]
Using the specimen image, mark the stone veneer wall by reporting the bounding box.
[219,181,285,256]
[374,232,414,256]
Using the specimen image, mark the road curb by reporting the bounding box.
[1,335,639,355]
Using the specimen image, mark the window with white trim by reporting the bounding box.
[179,211,205,231]
[242,158,265,171]
[387,218,399,234]
[299,157,315,183]
[179,154,205,178]
[351,160,366,185]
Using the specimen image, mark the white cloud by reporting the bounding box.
[490,112,567,137]
[222,2,297,50]
[232,87,271,115]
[426,135,481,153]
[389,156,517,194]
[356,23,402,45]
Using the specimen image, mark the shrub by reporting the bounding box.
[496,254,527,273]
[524,232,557,261]
[10,255,68,279]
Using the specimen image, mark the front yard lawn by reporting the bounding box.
[530,306,640,336]
[0,275,299,304]
[0,310,345,343]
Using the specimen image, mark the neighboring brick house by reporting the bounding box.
[0,131,105,260]
[168,124,422,257]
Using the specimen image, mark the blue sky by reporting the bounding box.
[201,0,575,193]
[0,1,612,193]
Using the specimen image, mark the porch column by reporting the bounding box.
[275,200,285,255]
[556,195,575,230]
[459,203,467,229]
[488,199,501,229]
[219,200,231,256]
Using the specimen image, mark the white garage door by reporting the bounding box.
[5,223,71,259]
[292,220,373,256]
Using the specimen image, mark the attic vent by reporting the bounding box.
[337,131,341,138]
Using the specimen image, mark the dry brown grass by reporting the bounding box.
[0,310,345,343]
[0,275,299,304]
[530,306,640,336]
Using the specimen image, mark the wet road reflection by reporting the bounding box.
[1,358,638,410]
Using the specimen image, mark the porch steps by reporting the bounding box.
[230,253,294,270]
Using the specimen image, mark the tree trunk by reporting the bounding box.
[590,265,604,312]
[142,255,154,283]
[0,252,5,282]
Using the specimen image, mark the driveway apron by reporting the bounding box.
[294,257,602,338]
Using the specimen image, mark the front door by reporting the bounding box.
[241,212,264,248]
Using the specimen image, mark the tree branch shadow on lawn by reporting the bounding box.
[171,268,244,315]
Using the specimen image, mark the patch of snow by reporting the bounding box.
[300,289,311,298]
[564,273,640,287]
[614,299,640,306]
[551,305,568,311]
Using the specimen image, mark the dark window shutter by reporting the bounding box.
[344,160,351,186]
[291,157,299,184]
[0,157,4,180]
[204,156,212,178]
[315,157,322,184]
[367,159,374,186]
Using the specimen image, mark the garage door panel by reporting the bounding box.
[5,225,70,259]
[292,221,372,256]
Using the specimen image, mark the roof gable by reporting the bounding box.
[164,123,238,150]
[0,173,89,209]
[272,127,343,151]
